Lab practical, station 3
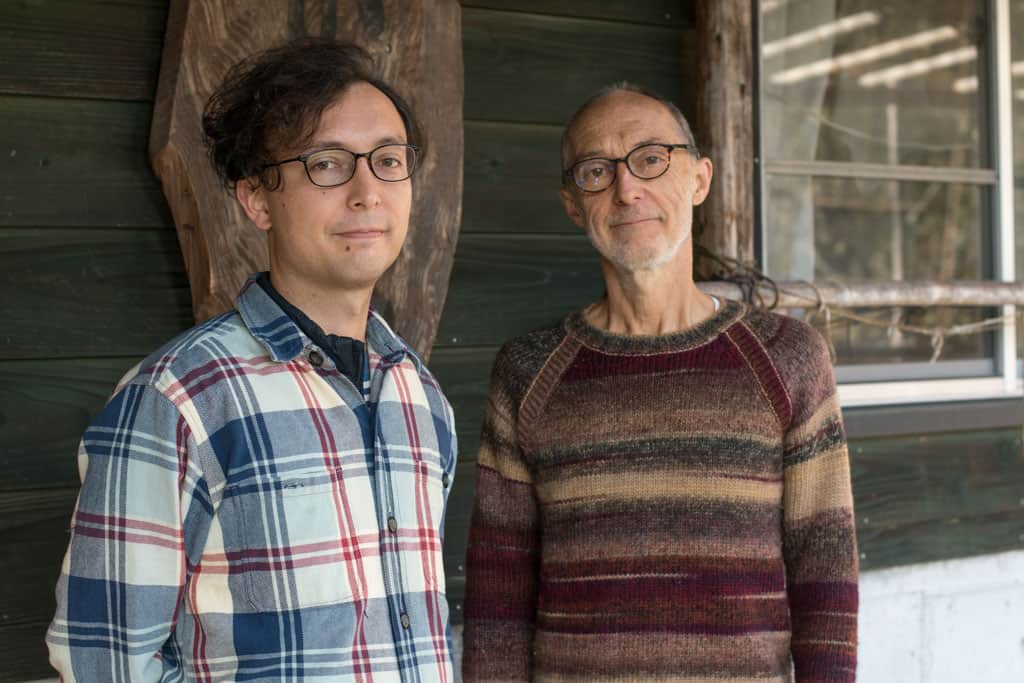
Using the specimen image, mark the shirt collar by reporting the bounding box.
[235,273,413,365]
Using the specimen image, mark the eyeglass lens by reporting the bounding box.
[305,144,416,187]
[571,144,674,192]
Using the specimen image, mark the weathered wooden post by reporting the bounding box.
[694,0,755,278]
[149,0,463,358]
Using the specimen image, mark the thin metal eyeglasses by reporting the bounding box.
[564,142,699,193]
[262,143,420,187]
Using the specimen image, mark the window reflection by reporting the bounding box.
[760,0,994,372]
[762,0,986,167]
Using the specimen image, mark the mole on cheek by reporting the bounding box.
[345,246,351,252]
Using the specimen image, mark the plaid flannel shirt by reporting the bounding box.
[46,276,457,682]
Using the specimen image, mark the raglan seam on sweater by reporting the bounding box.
[723,322,794,436]
[740,319,796,432]
[516,333,582,454]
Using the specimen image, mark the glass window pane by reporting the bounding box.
[764,174,993,369]
[761,0,987,167]
[827,307,995,376]
[766,175,987,281]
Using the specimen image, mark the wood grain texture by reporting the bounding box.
[0,489,76,625]
[442,460,476,569]
[694,0,755,274]
[0,228,192,359]
[851,429,1024,570]
[150,0,463,358]
[0,96,169,228]
[0,359,137,491]
[435,234,605,346]
[429,345,498,461]
[0,0,167,101]
[461,0,690,26]
[442,461,474,623]
[0,621,57,682]
[463,121,571,233]
[0,487,76,681]
[463,6,694,125]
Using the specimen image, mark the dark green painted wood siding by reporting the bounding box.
[1,1,1023,680]
[1,2,189,678]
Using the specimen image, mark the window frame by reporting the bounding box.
[754,0,1021,408]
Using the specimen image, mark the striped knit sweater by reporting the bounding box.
[462,300,858,682]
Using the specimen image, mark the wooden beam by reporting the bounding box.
[699,280,1024,308]
[149,0,463,358]
[693,0,755,276]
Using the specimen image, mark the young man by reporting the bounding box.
[462,84,858,682]
[46,40,457,681]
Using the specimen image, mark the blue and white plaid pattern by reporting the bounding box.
[46,276,457,682]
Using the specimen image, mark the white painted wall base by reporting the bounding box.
[858,550,1024,682]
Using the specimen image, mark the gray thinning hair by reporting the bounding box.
[559,81,698,182]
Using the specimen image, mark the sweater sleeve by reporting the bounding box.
[778,324,859,682]
[462,349,541,682]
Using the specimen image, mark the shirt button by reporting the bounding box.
[308,350,324,367]
[387,516,398,533]
[400,613,410,629]
[442,472,450,488]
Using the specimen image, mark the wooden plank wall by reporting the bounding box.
[2,1,1024,679]
[0,1,188,678]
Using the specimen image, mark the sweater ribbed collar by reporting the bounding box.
[564,298,747,355]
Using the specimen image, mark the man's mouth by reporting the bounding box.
[610,217,659,228]
[334,228,386,239]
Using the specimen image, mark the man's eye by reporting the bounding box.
[584,165,606,179]
[310,155,344,171]
[636,153,669,169]
[376,155,404,169]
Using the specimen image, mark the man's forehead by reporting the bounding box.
[298,82,407,150]
[567,93,681,159]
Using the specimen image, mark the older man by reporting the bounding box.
[46,40,456,681]
[462,83,858,682]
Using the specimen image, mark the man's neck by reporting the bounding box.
[588,254,715,336]
[268,271,373,341]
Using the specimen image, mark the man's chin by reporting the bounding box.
[594,231,690,273]
[318,258,396,292]
[600,245,676,273]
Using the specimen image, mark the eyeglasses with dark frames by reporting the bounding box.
[564,142,699,193]
[262,143,420,187]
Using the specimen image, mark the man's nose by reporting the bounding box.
[612,160,643,204]
[345,156,382,208]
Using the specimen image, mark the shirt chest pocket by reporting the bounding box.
[225,474,359,611]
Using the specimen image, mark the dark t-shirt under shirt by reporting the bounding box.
[255,272,367,389]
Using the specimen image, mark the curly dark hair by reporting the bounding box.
[202,38,420,191]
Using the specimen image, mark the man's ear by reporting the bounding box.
[691,156,714,207]
[235,178,273,232]
[559,186,586,229]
